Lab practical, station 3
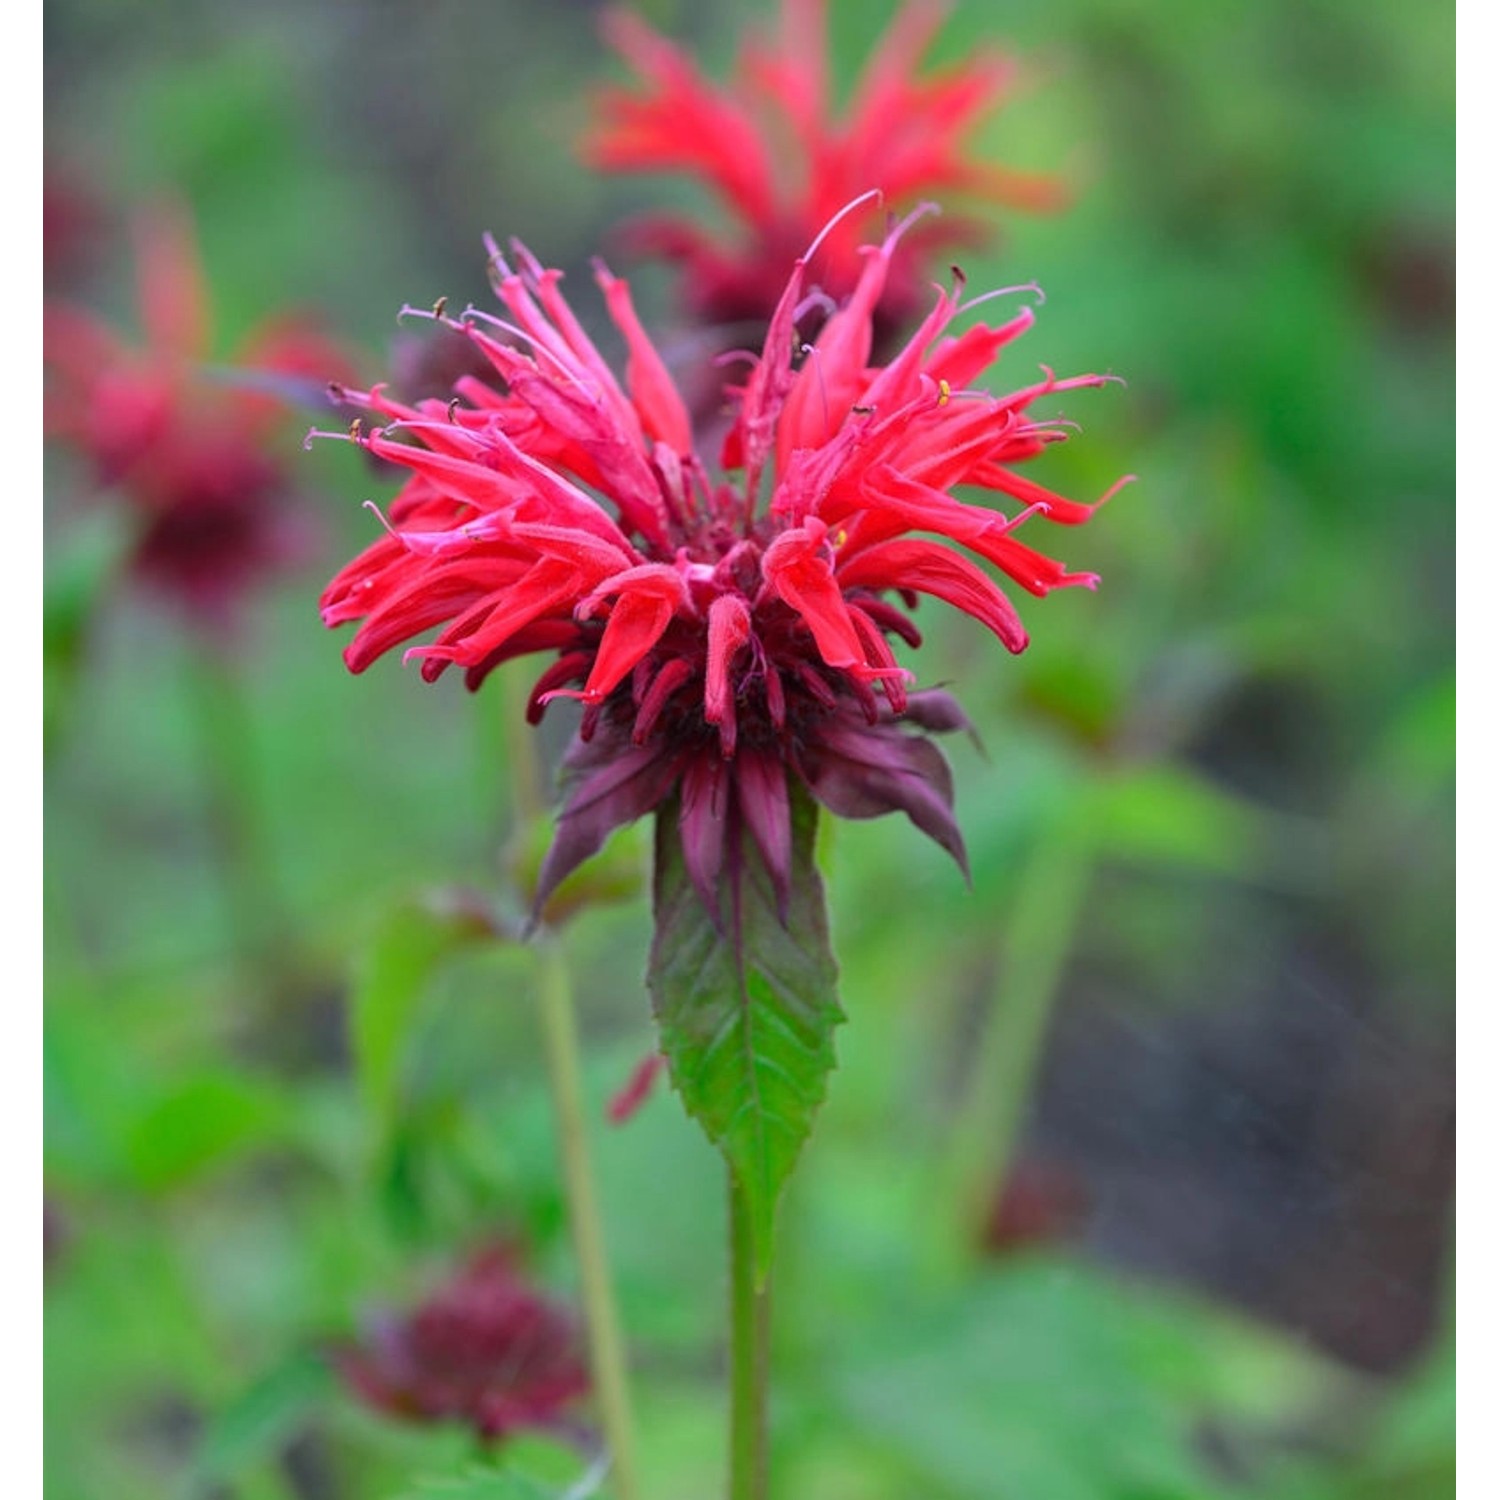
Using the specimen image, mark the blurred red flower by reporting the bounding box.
[320,204,1127,915]
[43,167,105,291]
[584,0,1063,339]
[44,202,349,632]
[983,1156,1093,1255]
[335,1245,589,1443]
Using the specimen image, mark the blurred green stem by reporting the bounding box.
[535,932,641,1500]
[500,671,638,1494]
[942,817,1095,1257]
[728,1171,770,1500]
[182,644,289,977]
[497,664,544,826]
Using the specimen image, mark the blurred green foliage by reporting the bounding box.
[45,0,1452,1497]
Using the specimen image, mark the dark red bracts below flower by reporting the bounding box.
[334,1245,589,1442]
[44,202,351,631]
[319,204,1128,919]
[584,0,1063,337]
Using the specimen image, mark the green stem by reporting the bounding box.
[182,644,289,978]
[941,819,1095,1256]
[535,936,642,1500]
[728,1171,770,1500]
[495,672,638,1490]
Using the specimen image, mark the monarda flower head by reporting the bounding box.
[334,1245,590,1445]
[318,200,1127,927]
[584,0,1062,341]
[44,202,348,631]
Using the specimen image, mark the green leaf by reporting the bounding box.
[395,1458,603,1500]
[827,1266,1261,1500]
[647,787,842,1278]
[44,511,127,756]
[1368,673,1456,791]
[193,1351,336,1487]
[1090,764,1266,876]
[122,1071,293,1191]
[352,891,502,1131]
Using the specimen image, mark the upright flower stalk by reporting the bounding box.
[501,585,641,1498]
[319,197,1124,1492]
[533,935,642,1499]
[728,1174,771,1500]
[45,201,350,978]
[939,815,1098,1266]
[45,202,345,635]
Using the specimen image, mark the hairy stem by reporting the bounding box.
[728,1170,771,1500]
[535,937,642,1500]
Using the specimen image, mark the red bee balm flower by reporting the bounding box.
[44,204,348,630]
[584,0,1063,335]
[335,1246,589,1443]
[319,204,1127,917]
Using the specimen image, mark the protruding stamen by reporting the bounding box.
[396,302,459,327]
[303,421,370,451]
[882,199,941,252]
[509,238,550,287]
[481,231,512,295]
[801,188,883,266]
[526,651,594,724]
[1097,473,1138,507]
[457,304,585,385]
[712,347,760,373]
[799,342,831,434]
[361,498,399,538]
[793,288,837,326]
[998,499,1053,533]
[956,281,1046,317]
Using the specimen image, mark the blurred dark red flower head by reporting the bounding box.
[983,1156,1093,1255]
[43,167,105,291]
[334,1245,589,1443]
[44,201,351,632]
[584,0,1063,339]
[320,202,1127,919]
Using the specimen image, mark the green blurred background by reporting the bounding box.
[44,1,1454,1497]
